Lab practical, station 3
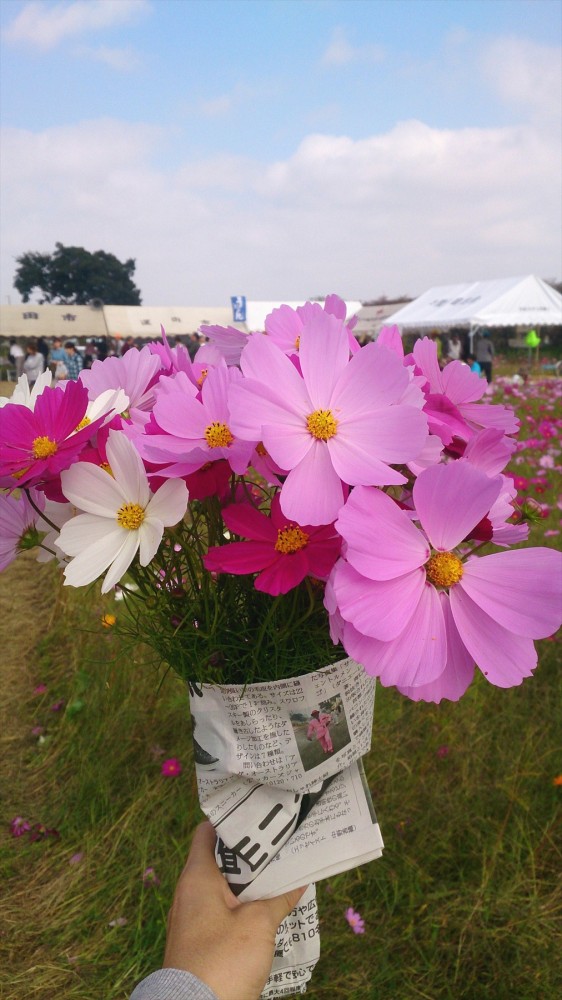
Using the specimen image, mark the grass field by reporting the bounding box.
[1,372,561,1000]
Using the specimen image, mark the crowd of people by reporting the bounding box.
[5,331,206,387]
[5,327,495,389]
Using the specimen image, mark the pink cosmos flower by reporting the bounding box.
[410,338,519,443]
[0,489,44,571]
[161,757,182,777]
[142,866,161,886]
[10,816,31,837]
[0,381,104,489]
[345,907,365,934]
[229,310,428,525]
[331,462,562,700]
[265,295,359,357]
[80,346,162,413]
[199,324,250,366]
[141,365,255,476]
[33,684,47,695]
[204,494,342,595]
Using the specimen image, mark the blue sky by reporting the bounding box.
[1,0,561,305]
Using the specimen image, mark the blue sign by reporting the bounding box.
[231,296,247,322]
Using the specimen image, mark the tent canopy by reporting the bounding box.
[385,276,562,331]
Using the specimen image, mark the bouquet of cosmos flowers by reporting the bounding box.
[2,295,561,997]
[1,296,560,696]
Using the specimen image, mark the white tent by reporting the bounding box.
[384,276,562,331]
[245,299,363,332]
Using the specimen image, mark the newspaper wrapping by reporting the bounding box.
[189,657,384,998]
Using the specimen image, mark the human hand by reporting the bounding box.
[163,822,307,1000]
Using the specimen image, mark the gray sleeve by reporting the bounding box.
[130,968,219,1000]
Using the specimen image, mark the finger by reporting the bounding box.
[179,822,221,883]
[259,884,309,928]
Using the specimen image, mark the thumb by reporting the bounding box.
[258,884,309,929]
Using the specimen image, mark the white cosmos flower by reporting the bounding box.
[57,430,189,594]
[0,370,52,409]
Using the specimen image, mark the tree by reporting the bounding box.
[14,243,142,305]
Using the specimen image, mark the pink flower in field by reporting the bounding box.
[33,684,47,695]
[50,699,65,712]
[436,745,450,759]
[410,338,519,443]
[345,906,365,934]
[0,381,104,489]
[31,725,45,736]
[10,816,31,837]
[161,757,182,777]
[199,324,250,366]
[69,852,84,865]
[204,494,341,595]
[142,866,161,886]
[331,462,562,701]
[229,310,428,525]
[29,823,60,842]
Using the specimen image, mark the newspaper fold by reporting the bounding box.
[189,657,384,998]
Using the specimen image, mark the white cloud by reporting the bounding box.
[1,113,560,307]
[77,44,142,72]
[321,26,385,67]
[480,37,562,124]
[3,0,150,50]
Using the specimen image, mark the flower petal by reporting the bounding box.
[343,583,447,688]
[106,431,150,507]
[331,341,409,412]
[460,548,562,639]
[145,479,188,526]
[62,527,130,587]
[299,310,349,408]
[61,462,127,515]
[280,441,345,525]
[413,462,502,551]
[333,560,425,640]
[450,585,537,688]
[336,486,429,581]
[222,503,277,542]
[397,593,474,702]
[100,531,141,593]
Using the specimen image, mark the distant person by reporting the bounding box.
[23,339,45,386]
[96,337,109,361]
[8,338,24,378]
[64,341,83,380]
[83,339,98,369]
[430,330,443,365]
[37,337,50,370]
[120,336,136,356]
[475,331,494,383]
[49,337,68,377]
[306,710,333,754]
[466,355,482,376]
[187,333,201,359]
[447,334,462,361]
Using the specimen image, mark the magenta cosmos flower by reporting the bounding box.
[204,494,342,595]
[331,462,562,700]
[229,310,428,525]
[0,381,104,489]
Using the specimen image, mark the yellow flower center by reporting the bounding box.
[306,409,338,441]
[117,502,145,530]
[275,525,309,554]
[75,416,91,432]
[101,613,116,628]
[205,422,234,448]
[256,442,268,457]
[100,462,113,475]
[294,336,301,350]
[197,369,209,386]
[32,436,58,459]
[426,551,464,588]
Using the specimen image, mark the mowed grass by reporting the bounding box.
[1,374,561,1000]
